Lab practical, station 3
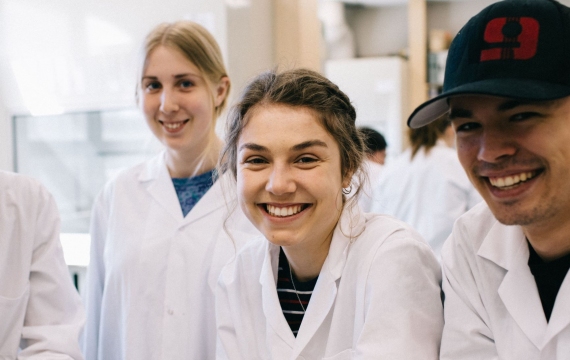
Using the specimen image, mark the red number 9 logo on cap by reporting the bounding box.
[480,17,540,62]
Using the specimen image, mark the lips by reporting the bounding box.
[264,204,309,217]
[488,170,539,189]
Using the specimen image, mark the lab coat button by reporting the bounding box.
[167,308,174,315]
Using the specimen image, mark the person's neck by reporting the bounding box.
[282,232,334,282]
[524,218,570,262]
[165,139,221,178]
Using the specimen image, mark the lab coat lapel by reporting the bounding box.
[181,175,226,226]
[139,152,227,226]
[260,243,296,349]
[479,222,547,349]
[291,207,364,358]
[139,153,182,221]
[543,270,570,345]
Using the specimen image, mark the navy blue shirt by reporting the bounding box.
[172,170,215,217]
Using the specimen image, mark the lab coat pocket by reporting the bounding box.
[323,349,353,360]
[0,285,30,356]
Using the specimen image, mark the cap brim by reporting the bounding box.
[408,79,570,128]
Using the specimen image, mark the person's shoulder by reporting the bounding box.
[236,235,269,263]
[455,201,497,232]
[360,213,431,251]
[109,158,151,185]
[0,171,51,201]
[219,235,267,284]
[101,156,157,196]
[355,213,440,275]
[429,144,461,167]
[444,202,498,256]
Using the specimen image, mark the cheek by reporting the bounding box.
[236,170,257,204]
[456,137,478,167]
[141,95,156,119]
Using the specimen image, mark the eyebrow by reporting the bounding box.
[142,73,200,81]
[239,143,267,152]
[448,108,472,120]
[291,140,328,151]
[238,139,328,153]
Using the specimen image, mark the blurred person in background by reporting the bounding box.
[82,21,258,360]
[0,171,84,359]
[360,126,387,165]
[370,116,481,259]
[355,126,387,211]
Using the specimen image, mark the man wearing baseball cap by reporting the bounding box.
[408,0,570,358]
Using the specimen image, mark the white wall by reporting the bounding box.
[345,4,408,58]
[0,0,272,171]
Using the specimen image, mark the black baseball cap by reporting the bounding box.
[408,0,570,128]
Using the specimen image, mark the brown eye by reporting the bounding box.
[510,112,540,122]
[245,157,267,165]
[145,81,161,91]
[296,156,318,164]
[455,122,481,133]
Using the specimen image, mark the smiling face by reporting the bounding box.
[141,45,228,157]
[237,104,348,251]
[449,95,570,232]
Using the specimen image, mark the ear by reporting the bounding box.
[342,171,354,189]
[213,76,230,107]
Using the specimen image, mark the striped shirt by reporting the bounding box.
[276,247,318,337]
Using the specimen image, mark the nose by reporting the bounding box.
[265,164,296,196]
[159,89,179,114]
[476,128,517,163]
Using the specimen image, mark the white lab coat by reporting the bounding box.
[216,205,443,360]
[0,171,85,359]
[370,141,481,258]
[82,152,259,360]
[441,202,570,359]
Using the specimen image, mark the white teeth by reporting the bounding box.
[489,171,536,188]
[162,121,185,130]
[266,204,303,217]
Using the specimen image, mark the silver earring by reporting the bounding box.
[342,184,353,195]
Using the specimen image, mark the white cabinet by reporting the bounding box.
[325,56,408,158]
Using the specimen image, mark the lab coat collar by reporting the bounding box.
[292,205,364,358]
[478,221,548,349]
[260,242,296,348]
[258,205,365,358]
[138,152,226,226]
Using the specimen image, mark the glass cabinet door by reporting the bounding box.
[13,108,161,234]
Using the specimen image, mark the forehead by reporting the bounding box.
[143,45,200,75]
[239,104,335,145]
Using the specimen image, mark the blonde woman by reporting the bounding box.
[83,21,258,360]
[216,69,443,359]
